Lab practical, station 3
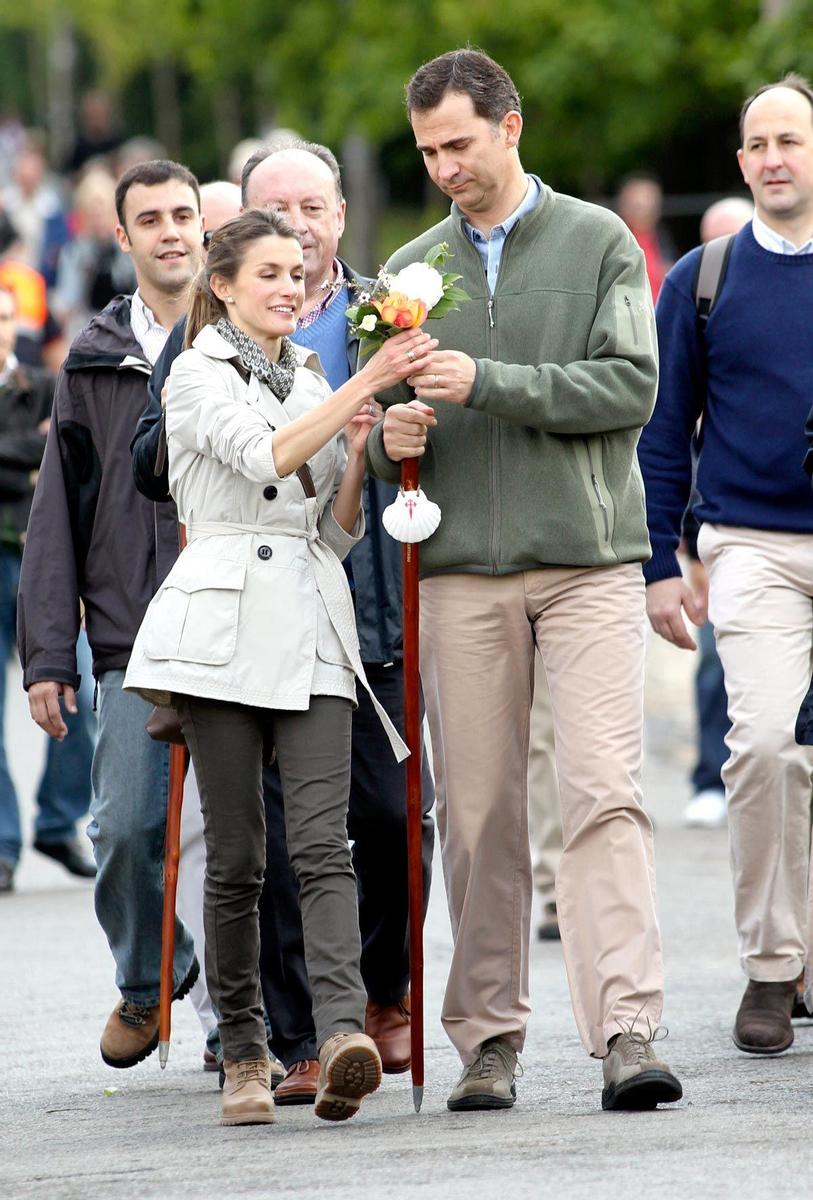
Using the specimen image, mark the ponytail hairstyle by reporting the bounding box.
[185,207,299,348]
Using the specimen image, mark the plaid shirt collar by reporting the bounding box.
[297,259,345,330]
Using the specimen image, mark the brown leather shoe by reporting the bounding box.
[221,1059,275,1126]
[365,994,411,1074]
[315,1033,382,1122]
[734,979,797,1054]
[100,958,199,1068]
[274,1058,320,1105]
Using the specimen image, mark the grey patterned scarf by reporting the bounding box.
[215,317,297,402]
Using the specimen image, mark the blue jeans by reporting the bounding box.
[0,549,96,864]
[87,671,195,1005]
[690,619,731,794]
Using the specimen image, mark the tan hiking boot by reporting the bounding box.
[221,1059,275,1126]
[100,958,199,1069]
[601,1027,682,1110]
[100,1000,160,1069]
[314,1032,382,1122]
[447,1036,520,1111]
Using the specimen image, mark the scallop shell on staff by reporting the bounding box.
[382,487,442,544]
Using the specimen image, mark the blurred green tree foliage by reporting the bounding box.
[4,0,812,192]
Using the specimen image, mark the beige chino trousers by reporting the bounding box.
[419,564,663,1063]
[698,524,813,982]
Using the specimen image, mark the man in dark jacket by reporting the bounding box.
[131,141,434,1100]
[17,161,204,1067]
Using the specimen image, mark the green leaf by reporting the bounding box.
[426,297,458,320]
[424,241,452,269]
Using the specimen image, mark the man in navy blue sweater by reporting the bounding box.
[639,75,813,1056]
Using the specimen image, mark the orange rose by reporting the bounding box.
[375,292,427,329]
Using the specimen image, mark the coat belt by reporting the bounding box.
[186,519,409,762]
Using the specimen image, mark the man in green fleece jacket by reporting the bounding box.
[366,49,682,1114]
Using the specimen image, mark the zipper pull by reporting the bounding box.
[624,295,631,308]
[591,474,607,510]
[487,298,495,328]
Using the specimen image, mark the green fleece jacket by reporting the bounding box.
[365,182,657,577]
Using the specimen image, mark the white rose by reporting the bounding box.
[360,314,378,332]
[389,262,445,311]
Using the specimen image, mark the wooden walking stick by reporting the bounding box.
[401,457,424,1113]
[158,526,189,1069]
[383,459,441,1113]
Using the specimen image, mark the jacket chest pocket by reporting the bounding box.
[144,559,246,666]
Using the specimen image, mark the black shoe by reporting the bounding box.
[537,901,561,942]
[0,858,15,893]
[34,837,96,878]
[792,972,812,1020]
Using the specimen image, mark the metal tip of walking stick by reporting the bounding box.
[159,1041,170,1069]
[412,1085,423,1113]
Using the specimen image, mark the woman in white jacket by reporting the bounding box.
[124,209,436,1126]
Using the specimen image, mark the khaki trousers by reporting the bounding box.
[419,564,663,1062]
[698,524,813,981]
[527,658,561,904]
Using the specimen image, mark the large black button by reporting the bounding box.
[257,545,273,561]
[263,485,278,500]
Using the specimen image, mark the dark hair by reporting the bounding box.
[406,48,521,123]
[740,72,813,142]
[241,139,344,207]
[115,159,200,228]
[185,207,299,346]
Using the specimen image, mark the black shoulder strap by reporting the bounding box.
[692,233,735,328]
[227,358,316,499]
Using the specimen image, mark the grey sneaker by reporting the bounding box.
[601,1026,683,1111]
[447,1036,520,1111]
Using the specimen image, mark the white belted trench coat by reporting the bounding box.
[123,324,407,762]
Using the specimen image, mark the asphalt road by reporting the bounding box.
[2,642,812,1200]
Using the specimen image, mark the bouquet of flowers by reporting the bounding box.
[346,242,468,350]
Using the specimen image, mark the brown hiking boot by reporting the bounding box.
[734,979,796,1054]
[100,1000,161,1068]
[100,957,199,1068]
[221,1059,275,1126]
[314,1032,382,1122]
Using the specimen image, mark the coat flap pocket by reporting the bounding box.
[167,558,246,595]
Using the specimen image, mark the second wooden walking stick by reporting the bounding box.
[383,458,441,1113]
[157,525,189,1069]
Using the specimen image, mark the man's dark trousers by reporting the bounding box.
[258,662,434,1067]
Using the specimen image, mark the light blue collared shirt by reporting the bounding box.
[751,211,813,256]
[463,174,541,294]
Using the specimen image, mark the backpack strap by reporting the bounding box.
[692,233,735,328]
[228,357,316,499]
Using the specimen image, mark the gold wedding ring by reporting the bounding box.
[406,349,416,363]
[433,374,439,389]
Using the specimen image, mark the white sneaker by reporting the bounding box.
[683,788,727,828]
